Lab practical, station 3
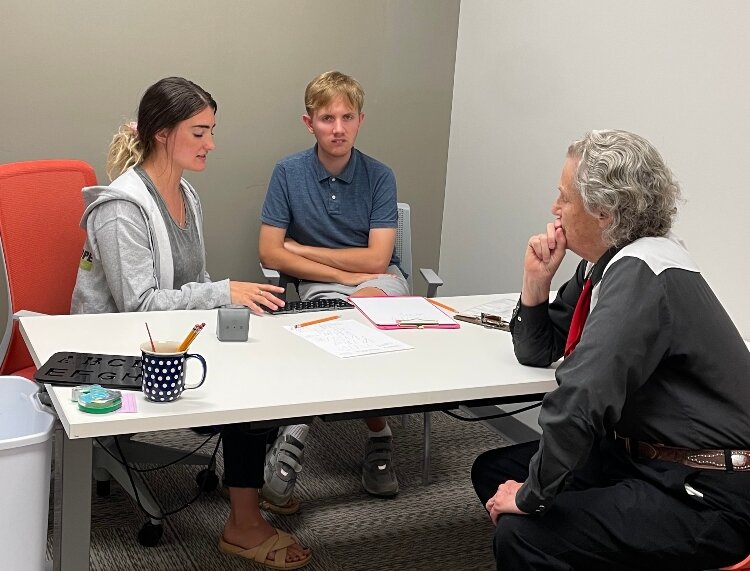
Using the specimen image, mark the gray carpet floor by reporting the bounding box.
[48,413,505,570]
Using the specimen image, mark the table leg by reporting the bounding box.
[52,423,92,571]
[422,411,432,484]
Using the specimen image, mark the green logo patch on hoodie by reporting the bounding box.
[79,249,93,271]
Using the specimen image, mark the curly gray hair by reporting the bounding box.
[567,130,681,247]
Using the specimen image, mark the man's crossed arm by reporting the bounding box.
[259,224,396,286]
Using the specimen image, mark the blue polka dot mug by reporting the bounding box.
[140,341,207,402]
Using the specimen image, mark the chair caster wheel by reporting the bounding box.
[196,468,219,492]
[137,521,163,547]
[95,480,111,497]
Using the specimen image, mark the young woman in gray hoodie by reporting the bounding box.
[71,77,311,569]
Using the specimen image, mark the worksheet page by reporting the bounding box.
[286,319,413,358]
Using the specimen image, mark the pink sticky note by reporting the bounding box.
[116,392,139,413]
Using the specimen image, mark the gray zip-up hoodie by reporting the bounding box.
[71,167,230,314]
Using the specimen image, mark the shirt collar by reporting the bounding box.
[311,145,358,183]
[589,246,620,286]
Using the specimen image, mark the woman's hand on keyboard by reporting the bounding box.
[229,282,285,314]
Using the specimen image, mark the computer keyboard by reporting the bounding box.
[270,298,355,315]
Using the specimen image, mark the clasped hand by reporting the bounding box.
[485,480,526,525]
[521,219,567,306]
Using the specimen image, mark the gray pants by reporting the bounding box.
[298,265,410,300]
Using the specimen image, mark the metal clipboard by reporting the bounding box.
[453,312,509,331]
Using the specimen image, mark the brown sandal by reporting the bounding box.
[218,529,312,569]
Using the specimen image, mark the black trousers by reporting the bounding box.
[471,440,750,571]
[221,423,279,488]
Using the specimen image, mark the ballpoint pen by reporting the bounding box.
[294,315,340,329]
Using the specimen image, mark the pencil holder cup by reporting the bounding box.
[140,341,207,403]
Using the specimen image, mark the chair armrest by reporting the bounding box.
[259,263,281,286]
[419,268,444,299]
[13,310,46,320]
[0,311,48,379]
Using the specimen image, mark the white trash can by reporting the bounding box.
[0,376,55,571]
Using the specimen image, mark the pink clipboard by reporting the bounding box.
[347,296,460,330]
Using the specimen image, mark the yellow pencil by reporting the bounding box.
[294,315,340,329]
[427,298,457,313]
[178,323,205,351]
[179,331,197,351]
[177,328,197,352]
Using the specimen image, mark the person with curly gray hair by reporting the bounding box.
[472,130,750,569]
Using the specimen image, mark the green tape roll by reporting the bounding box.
[78,398,122,414]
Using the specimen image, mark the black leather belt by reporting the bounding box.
[615,434,750,471]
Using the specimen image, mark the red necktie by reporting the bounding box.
[564,277,592,357]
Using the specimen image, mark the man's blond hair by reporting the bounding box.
[304,71,364,116]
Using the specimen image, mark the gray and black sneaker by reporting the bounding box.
[262,424,308,506]
[362,435,399,497]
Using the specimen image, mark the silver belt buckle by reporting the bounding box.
[731,453,749,468]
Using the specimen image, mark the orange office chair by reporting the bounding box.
[0,160,94,378]
[0,160,216,547]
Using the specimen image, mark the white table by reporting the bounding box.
[20,294,557,571]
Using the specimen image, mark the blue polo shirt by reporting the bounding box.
[261,146,400,267]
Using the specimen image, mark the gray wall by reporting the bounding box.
[0,0,459,324]
[441,0,750,339]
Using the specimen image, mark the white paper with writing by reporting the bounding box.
[285,319,413,358]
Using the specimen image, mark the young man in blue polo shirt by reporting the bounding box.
[258,71,409,508]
